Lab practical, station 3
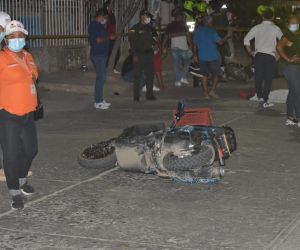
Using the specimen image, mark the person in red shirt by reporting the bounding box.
[0,20,38,210]
[105,2,121,74]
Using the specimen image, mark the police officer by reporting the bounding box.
[183,0,196,22]
[129,10,157,101]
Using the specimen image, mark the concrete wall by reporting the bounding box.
[31,46,90,73]
[31,41,131,74]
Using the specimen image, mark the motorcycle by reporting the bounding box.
[78,103,237,182]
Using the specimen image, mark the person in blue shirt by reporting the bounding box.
[88,9,116,110]
[193,15,229,99]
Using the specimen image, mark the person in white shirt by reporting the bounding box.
[244,8,283,108]
[163,11,192,87]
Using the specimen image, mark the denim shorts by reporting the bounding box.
[199,60,222,77]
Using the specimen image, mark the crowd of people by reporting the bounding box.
[88,3,300,125]
[1,2,300,210]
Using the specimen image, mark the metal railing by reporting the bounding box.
[0,0,104,48]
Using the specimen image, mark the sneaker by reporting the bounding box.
[181,78,189,85]
[249,94,257,101]
[11,195,24,210]
[146,95,157,101]
[175,81,182,87]
[113,69,120,74]
[142,85,160,92]
[263,102,274,108]
[286,118,298,126]
[101,100,111,107]
[94,103,109,110]
[249,94,263,102]
[21,183,35,196]
[153,85,160,92]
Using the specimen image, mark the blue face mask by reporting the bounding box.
[8,38,26,52]
[289,24,299,32]
[0,32,5,43]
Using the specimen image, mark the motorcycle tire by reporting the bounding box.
[163,144,215,172]
[78,140,117,170]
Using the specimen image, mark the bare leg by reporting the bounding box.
[155,72,165,89]
[209,75,219,99]
[202,76,209,99]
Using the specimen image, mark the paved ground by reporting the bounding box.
[0,76,299,250]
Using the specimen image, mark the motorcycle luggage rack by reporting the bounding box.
[173,108,213,127]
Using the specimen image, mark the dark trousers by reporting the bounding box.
[91,55,107,103]
[254,53,276,102]
[0,145,3,169]
[0,110,38,192]
[283,64,300,119]
[133,53,154,99]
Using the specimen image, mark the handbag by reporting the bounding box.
[34,92,44,121]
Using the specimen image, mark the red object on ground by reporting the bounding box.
[239,88,256,100]
[239,90,248,99]
[174,108,213,126]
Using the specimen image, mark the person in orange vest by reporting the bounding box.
[0,11,11,182]
[0,20,39,210]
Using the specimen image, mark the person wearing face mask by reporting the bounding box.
[244,8,283,108]
[277,15,300,127]
[0,12,11,182]
[88,8,115,110]
[0,20,39,210]
[128,10,157,102]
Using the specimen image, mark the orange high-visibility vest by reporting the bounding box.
[0,48,38,116]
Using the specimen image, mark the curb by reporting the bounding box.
[39,74,132,95]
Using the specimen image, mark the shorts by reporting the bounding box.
[199,60,222,77]
[154,52,162,73]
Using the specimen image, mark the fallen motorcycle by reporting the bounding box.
[78,103,237,182]
[189,62,254,84]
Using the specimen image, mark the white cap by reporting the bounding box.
[5,20,28,36]
[0,11,11,29]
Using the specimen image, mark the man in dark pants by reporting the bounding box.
[244,8,283,108]
[129,10,157,101]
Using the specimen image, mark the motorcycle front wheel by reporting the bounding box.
[78,139,117,170]
[163,144,215,172]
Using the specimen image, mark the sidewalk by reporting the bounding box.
[39,68,288,99]
[39,70,132,96]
